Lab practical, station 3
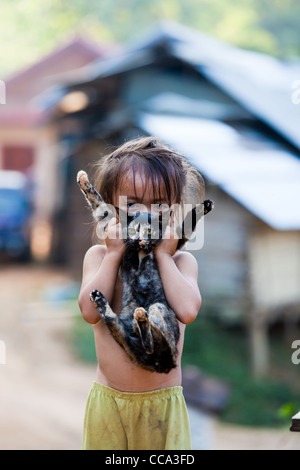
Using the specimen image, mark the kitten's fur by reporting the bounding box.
[77,170,213,373]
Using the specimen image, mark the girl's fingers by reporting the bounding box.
[106,218,124,240]
[108,217,117,226]
[169,211,174,226]
[104,217,115,232]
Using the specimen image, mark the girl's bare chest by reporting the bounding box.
[111,274,123,315]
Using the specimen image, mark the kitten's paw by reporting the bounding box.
[77,170,89,190]
[134,307,148,323]
[90,289,107,309]
[90,289,116,320]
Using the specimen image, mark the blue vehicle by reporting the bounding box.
[0,171,32,260]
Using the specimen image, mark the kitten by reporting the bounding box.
[77,170,213,373]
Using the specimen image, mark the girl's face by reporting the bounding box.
[116,171,169,214]
[114,171,172,253]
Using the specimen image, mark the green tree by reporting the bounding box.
[0,0,299,78]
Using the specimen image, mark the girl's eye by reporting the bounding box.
[127,202,139,210]
[128,227,136,235]
[152,203,169,214]
[127,202,146,214]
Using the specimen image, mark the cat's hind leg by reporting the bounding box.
[148,303,179,351]
[77,171,114,225]
[133,307,154,354]
[77,171,104,212]
[90,290,132,354]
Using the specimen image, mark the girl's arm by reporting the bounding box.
[154,224,202,324]
[155,250,202,324]
[78,218,126,324]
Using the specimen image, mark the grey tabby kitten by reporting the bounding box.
[77,170,213,373]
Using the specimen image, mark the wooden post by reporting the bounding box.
[249,309,269,379]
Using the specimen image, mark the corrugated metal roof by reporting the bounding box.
[153,21,300,151]
[51,21,300,151]
[138,112,300,230]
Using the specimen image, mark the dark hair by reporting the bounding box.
[94,135,204,201]
[92,136,205,239]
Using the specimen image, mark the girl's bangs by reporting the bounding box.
[118,155,180,206]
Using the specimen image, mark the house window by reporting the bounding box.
[2,145,35,172]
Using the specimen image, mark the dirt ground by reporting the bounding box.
[0,263,299,450]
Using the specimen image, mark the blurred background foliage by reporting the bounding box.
[1,0,300,78]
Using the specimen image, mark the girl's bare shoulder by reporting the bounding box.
[173,249,197,266]
[85,244,107,256]
[82,245,107,276]
[173,250,198,278]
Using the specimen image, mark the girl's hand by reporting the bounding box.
[154,215,179,258]
[103,217,126,257]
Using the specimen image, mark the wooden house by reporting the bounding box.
[0,37,110,260]
[44,22,300,375]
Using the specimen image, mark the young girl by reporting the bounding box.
[78,136,205,450]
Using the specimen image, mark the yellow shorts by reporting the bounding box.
[82,382,191,450]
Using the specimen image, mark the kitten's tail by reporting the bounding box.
[134,305,179,373]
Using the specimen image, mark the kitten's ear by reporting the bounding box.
[176,199,214,250]
[77,170,114,223]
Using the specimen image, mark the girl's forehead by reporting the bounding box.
[118,171,167,200]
